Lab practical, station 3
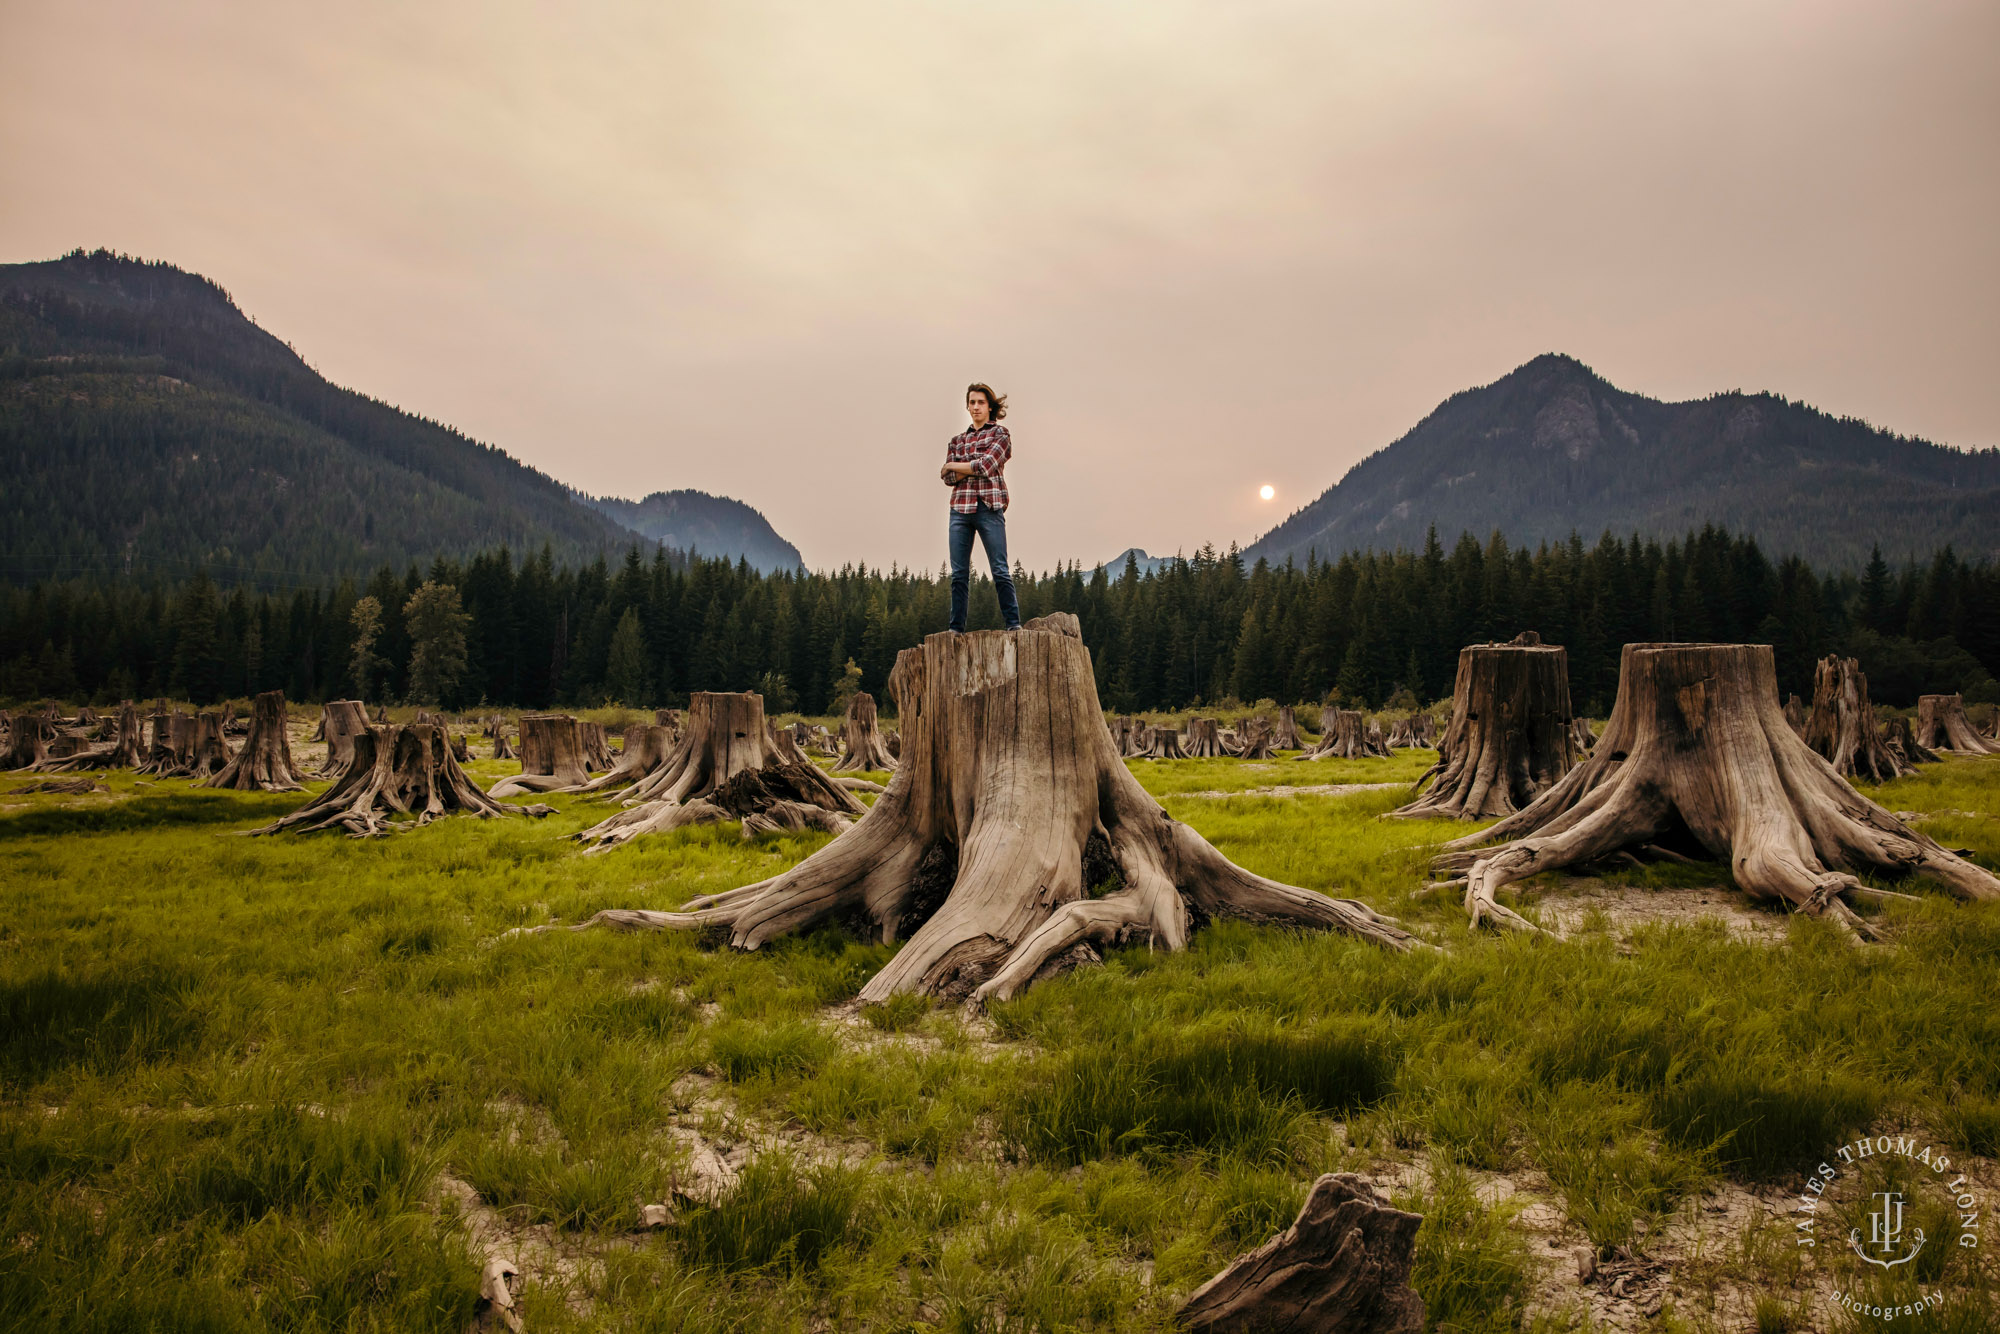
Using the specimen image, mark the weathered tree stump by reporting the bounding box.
[1234,718,1276,761]
[181,712,234,779]
[1916,693,2000,755]
[1270,707,1305,751]
[1803,658,1911,783]
[1114,716,1148,758]
[1135,725,1189,760]
[489,715,590,797]
[1785,693,1808,735]
[1184,717,1229,758]
[317,701,371,780]
[201,690,304,792]
[1389,636,1577,820]
[1299,709,1379,761]
[1431,643,2000,935]
[545,615,1417,1001]
[2,714,55,771]
[1179,1173,1426,1334]
[1884,714,1939,767]
[885,728,902,761]
[135,710,176,775]
[834,692,897,772]
[573,692,863,848]
[253,724,551,837]
[221,703,248,737]
[1568,716,1594,753]
[34,702,148,772]
[566,723,674,796]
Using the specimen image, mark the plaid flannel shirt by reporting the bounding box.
[945,422,1012,514]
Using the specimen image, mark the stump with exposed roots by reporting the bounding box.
[1184,717,1228,758]
[202,690,305,791]
[318,701,371,779]
[1803,658,1911,783]
[566,723,675,796]
[1300,709,1382,761]
[581,721,613,772]
[1431,643,2000,936]
[834,693,897,772]
[1884,714,1938,767]
[1135,725,1188,760]
[489,715,589,797]
[34,701,147,772]
[1234,718,1275,761]
[1916,694,2000,755]
[546,615,1417,1002]
[1568,716,1595,753]
[574,692,864,849]
[1270,707,1305,750]
[254,724,552,838]
[135,710,179,775]
[2,714,54,770]
[1389,636,1576,820]
[182,712,234,779]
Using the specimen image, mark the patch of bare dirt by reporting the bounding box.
[1529,880,1792,945]
[1177,781,1406,800]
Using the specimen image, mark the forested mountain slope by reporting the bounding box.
[585,490,802,573]
[0,250,797,581]
[1246,354,2000,571]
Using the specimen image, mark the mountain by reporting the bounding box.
[585,490,801,573]
[0,249,799,583]
[1101,548,1172,576]
[1245,354,2000,571]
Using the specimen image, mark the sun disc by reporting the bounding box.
[1259,484,1275,500]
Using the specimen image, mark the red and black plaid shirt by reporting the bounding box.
[945,422,1011,514]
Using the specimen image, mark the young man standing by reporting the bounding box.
[939,382,1023,632]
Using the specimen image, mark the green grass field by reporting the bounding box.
[3,738,1997,1332]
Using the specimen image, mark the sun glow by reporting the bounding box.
[1259,484,1275,500]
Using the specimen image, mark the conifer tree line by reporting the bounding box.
[2,526,1996,715]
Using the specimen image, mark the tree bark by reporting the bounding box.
[1568,716,1594,753]
[1179,1174,1426,1334]
[1916,694,2000,755]
[1785,693,1808,735]
[573,692,865,849]
[564,723,675,796]
[580,721,613,772]
[543,614,1418,1001]
[834,692,897,772]
[181,712,234,779]
[489,714,590,797]
[1389,638,1577,819]
[253,725,552,838]
[491,727,516,761]
[198,690,304,791]
[1270,706,1305,751]
[1431,643,2000,936]
[1803,658,1911,783]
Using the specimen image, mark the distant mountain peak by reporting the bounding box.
[1245,355,2000,570]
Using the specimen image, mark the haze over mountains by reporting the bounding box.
[0,250,799,583]
[1245,354,2000,572]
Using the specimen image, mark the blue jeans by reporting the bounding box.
[949,505,1022,631]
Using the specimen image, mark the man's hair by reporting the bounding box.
[966,383,1007,420]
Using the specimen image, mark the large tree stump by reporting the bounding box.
[1431,644,2000,935]
[33,702,148,772]
[564,723,674,796]
[318,700,371,780]
[1184,717,1229,758]
[1234,718,1275,761]
[253,724,551,837]
[1135,725,1189,760]
[489,715,590,797]
[580,721,613,772]
[1389,637,1576,819]
[181,712,234,779]
[1270,707,1305,751]
[1179,1174,1426,1334]
[1299,709,1381,761]
[2,714,54,771]
[1884,714,1939,767]
[545,615,1417,1001]
[1916,694,2000,755]
[1803,658,1911,783]
[201,690,304,791]
[573,692,864,849]
[135,710,177,775]
[834,692,897,772]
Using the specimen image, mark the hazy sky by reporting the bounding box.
[4,1,1996,571]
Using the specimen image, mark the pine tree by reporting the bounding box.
[349,596,386,701]
[605,607,649,705]
[403,582,470,705]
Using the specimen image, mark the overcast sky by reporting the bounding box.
[4,1,1995,571]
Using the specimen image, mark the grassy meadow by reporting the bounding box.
[3,720,1998,1332]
